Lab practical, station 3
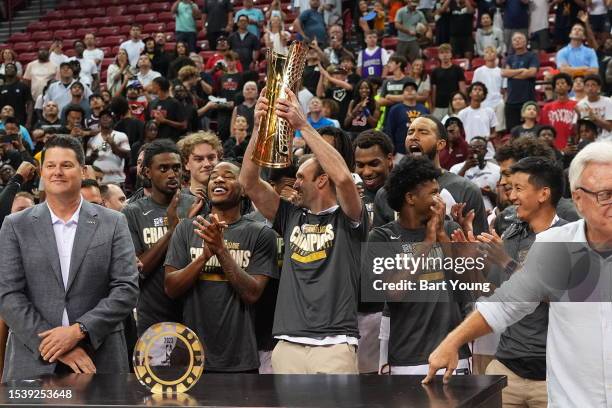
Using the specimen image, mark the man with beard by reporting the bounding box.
[122,139,197,334]
[23,47,57,102]
[165,161,277,372]
[240,87,367,374]
[367,155,471,375]
[373,115,488,235]
[0,63,32,128]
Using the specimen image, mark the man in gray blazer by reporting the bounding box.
[0,135,139,381]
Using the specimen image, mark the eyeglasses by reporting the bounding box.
[577,187,612,205]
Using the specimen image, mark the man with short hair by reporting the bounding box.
[424,141,612,408]
[172,0,201,53]
[457,81,497,158]
[43,62,92,113]
[575,74,612,141]
[472,46,505,134]
[176,131,222,198]
[228,15,260,71]
[10,191,34,214]
[378,55,413,111]
[101,183,127,211]
[357,31,390,79]
[23,47,58,102]
[539,73,577,149]
[136,55,162,91]
[165,161,278,372]
[384,81,429,157]
[201,0,233,50]
[240,87,367,374]
[395,0,427,62]
[234,0,265,39]
[59,82,91,121]
[35,101,62,133]
[83,33,104,73]
[120,25,145,68]
[0,63,32,129]
[556,22,599,77]
[149,77,187,142]
[431,44,466,120]
[68,40,99,91]
[293,0,328,46]
[86,110,131,185]
[81,179,104,205]
[0,135,139,381]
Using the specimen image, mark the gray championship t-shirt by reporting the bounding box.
[122,194,195,335]
[272,200,368,339]
[165,216,278,372]
[373,171,488,234]
[368,220,471,366]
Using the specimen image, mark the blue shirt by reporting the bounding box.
[556,44,599,69]
[175,1,197,32]
[235,8,265,38]
[298,9,327,45]
[307,116,335,129]
[506,51,539,104]
[0,123,33,150]
[383,103,429,154]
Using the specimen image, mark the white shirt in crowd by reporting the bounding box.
[472,66,504,110]
[86,131,131,184]
[529,0,549,34]
[83,48,105,72]
[477,220,612,408]
[576,96,612,141]
[43,80,93,112]
[50,52,69,68]
[48,198,83,327]
[23,60,58,101]
[119,39,145,68]
[68,57,98,89]
[449,161,500,210]
[457,106,497,159]
[137,70,162,88]
[589,0,607,15]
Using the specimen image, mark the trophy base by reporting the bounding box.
[252,156,292,169]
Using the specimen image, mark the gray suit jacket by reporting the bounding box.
[0,200,139,381]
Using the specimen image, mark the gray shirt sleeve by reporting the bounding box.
[246,225,279,279]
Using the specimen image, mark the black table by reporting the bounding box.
[0,374,506,407]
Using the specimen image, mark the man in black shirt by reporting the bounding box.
[165,161,278,372]
[201,0,233,50]
[431,44,466,119]
[373,115,489,234]
[0,63,32,128]
[240,87,367,374]
[366,156,471,374]
[148,77,187,142]
[122,140,196,335]
[228,15,260,71]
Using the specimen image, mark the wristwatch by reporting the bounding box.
[77,322,89,339]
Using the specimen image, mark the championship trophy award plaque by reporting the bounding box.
[252,41,309,168]
[133,322,204,395]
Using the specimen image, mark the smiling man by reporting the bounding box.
[165,161,277,372]
[177,131,223,200]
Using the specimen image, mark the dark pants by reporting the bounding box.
[176,31,198,53]
[505,103,524,133]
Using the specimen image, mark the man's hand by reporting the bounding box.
[254,87,269,128]
[193,214,228,255]
[15,161,36,182]
[422,339,459,384]
[167,190,181,230]
[57,346,96,374]
[425,196,445,243]
[38,324,84,362]
[275,87,308,131]
[461,156,478,172]
[477,227,512,268]
[450,202,475,237]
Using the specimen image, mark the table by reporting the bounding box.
[0,373,506,407]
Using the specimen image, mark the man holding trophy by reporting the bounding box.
[240,41,367,374]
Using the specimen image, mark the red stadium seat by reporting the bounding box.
[13,42,36,53]
[63,9,83,19]
[464,70,474,84]
[58,1,78,9]
[423,47,438,60]
[539,53,556,68]
[54,29,76,40]
[537,67,554,80]
[76,28,97,38]
[101,36,126,46]
[452,58,469,70]
[143,23,166,34]
[37,41,53,50]
[111,16,133,26]
[167,22,176,31]
[127,4,148,14]
[65,49,76,57]
[88,8,107,17]
[48,20,69,30]
[200,51,215,61]
[92,16,113,28]
[158,12,174,22]
[70,18,91,28]
[119,25,132,35]
[9,32,31,42]
[471,57,485,69]
[19,52,37,64]
[135,13,157,24]
[98,26,121,37]
[31,31,53,41]
[43,10,65,21]
[111,45,121,55]
[106,6,127,16]
[62,39,79,49]
[100,47,112,55]
[424,59,439,73]
[382,37,398,50]
[101,58,114,71]
[165,42,176,52]
[150,2,172,12]
[27,21,48,31]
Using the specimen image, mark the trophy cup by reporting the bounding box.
[252,41,309,168]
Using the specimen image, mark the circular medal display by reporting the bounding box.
[133,322,204,394]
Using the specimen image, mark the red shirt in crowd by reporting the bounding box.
[439,137,470,170]
[204,54,244,82]
[539,99,577,149]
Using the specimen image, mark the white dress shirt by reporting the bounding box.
[48,198,83,327]
[476,219,612,408]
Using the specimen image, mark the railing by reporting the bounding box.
[4,0,37,36]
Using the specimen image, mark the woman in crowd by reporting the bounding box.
[441,91,468,124]
[107,48,133,97]
[264,15,290,55]
[0,49,22,80]
[474,12,505,57]
[410,58,431,108]
[344,79,380,136]
[168,41,192,81]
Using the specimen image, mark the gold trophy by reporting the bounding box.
[252,41,309,168]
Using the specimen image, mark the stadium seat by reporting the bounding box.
[70,18,91,28]
[76,28,96,38]
[63,9,83,19]
[42,10,64,21]
[143,23,166,34]
[9,32,32,42]
[471,57,485,69]
[127,4,148,14]
[382,37,398,50]
[48,19,69,30]
[111,45,121,55]
[101,36,126,46]
[158,12,174,22]
[111,16,133,26]
[88,7,107,17]
[101,57,114,71]
[165,42,176,52]
[37,41,53,50]
[150,2,172,12]
[167,22,176,31]
[31,31,53,42]
[57,1,78,9]
[18,53,37,64]
[119,25,133,35]
[92,16,113,28]
[135,14,157,24]
[424,59,439,73]
[13,42,36,53]
[539,53,556,68]
[452,58,469,70]
[200,50,216,61]
[54,29,76,40]
[27,21,48,31]
[464,70,474,84]
[423,47,438,60]
[98,26,121,37]
[62,39,79,49]
[106,6,127,16]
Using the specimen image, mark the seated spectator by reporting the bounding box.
[439,116,469,169]
[440,90,467,124]
[0,49,22,81]
[473,46,505,135]
[68,40,99,91]
[357,31,390,79]
[57,104,87,139]
[449,136,500,210]
[49,38,68,67]
[228,16,260,71]
[294,0,328,46]
[410,58,431,107]
[324,31,355,66]
[34,101,62,133]
[231,81,257,136]
[59,82,91,122]
[234,0,266,38]
[223,115,250,161]
[136,55,162,92]
[511,101,541,139]
[205,37,245,84]
[395,0,428,62]
[100,183,127,212]
[474,12,505,57]
[83,33,104,73]
[107,49,134,98]
[556,22,599,77]
[10,191,34,213]
[120,24,145,68]
[86,93,105,134]
[345,79,381,136]
[86,109,130,185]
[81,178,104,205]
[316,65,354,121]
[536,125,572,168]
[0,110,33,150]
[264,15,291,55]
[384,81,429,157]
[575,74,612,141]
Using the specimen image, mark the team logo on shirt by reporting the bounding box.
[406,110,423,123]
[190,241,251,281]
[288,223,335,263]
[143,217,168,246]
